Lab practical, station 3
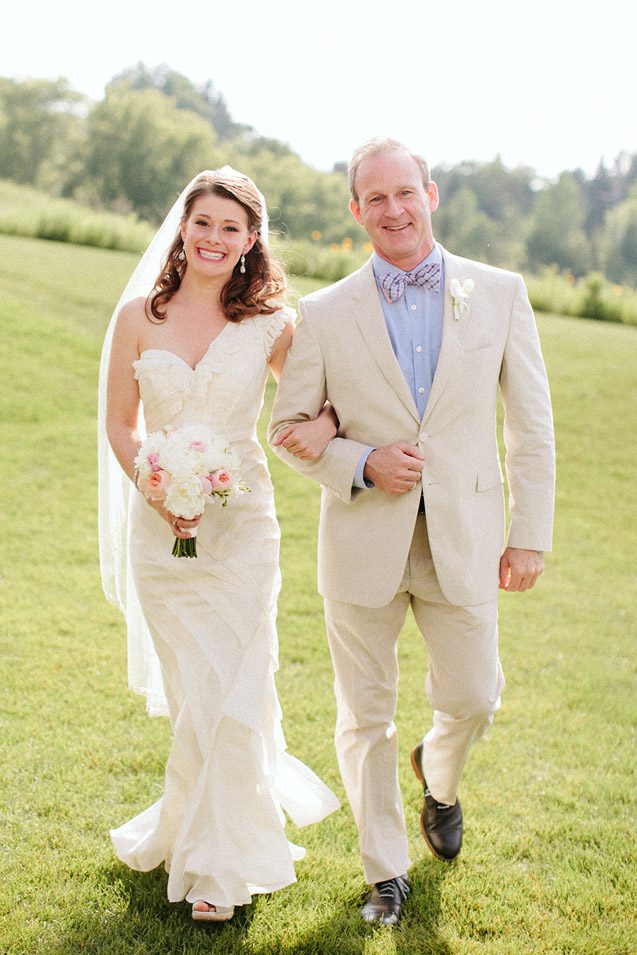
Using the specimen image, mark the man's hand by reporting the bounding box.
[499,547,544,592]
[364,443,425,494]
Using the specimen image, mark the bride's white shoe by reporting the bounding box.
[191,900,235,922]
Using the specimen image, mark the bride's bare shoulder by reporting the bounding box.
[117,296,148,323]
[113,295,151,339]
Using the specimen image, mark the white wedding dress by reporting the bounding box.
[110,310,339,908]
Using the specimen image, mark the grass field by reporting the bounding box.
[1,233,635,954]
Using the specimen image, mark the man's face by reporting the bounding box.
[350,150,439,271]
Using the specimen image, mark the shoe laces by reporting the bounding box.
[377,875,410,901]
[424,784,453,811]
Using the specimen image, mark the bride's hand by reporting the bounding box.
[274,404,338,461]
[146,497,202,538]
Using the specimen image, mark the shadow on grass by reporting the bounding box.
[395,857,454,955]
[55,862,257,955]
[251,856,454,955]
[56,857,452,955]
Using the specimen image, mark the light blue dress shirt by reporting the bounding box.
[353,244,445,488]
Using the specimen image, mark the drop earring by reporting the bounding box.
[240,254,246,274]
[178,248,186,261]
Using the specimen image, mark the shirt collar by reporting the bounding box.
[372,242,443,280]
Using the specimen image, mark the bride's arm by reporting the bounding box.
[106,301,199,537]
[268,320,338,461]
[272,405,338,461]
[106,300,145,484]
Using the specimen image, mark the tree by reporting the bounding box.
[82,87,217,221]
[526,173,592,276]
[107,63,250,141]
[602,182,637,285]
[585,160,616,233]
[432,157,534,269]
[434,187,511,265]
[0,77,85,191]
[433,157,535,219]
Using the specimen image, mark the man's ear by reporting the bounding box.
[349,197,363,225]
[427,181,439,214]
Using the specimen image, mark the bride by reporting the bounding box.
[98,168,340,921]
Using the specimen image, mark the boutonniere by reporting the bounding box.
[449,278,475,321]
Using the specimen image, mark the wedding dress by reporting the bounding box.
[109,310,339,907]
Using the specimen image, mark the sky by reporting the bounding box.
[2,0,635,180]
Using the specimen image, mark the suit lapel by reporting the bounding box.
[421,247,465,424]
[350,261,420,423]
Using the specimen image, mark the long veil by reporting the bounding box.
[97,167,269,716]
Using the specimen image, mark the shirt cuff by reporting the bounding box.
[353,447,375,489]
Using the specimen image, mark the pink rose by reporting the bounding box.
[147,452,161,471]
[199,476,213,495]
[145,469,171,500]
[210,469,231,490]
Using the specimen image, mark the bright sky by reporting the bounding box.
[3,0,635,180]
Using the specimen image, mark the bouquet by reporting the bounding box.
[134,425,249,558]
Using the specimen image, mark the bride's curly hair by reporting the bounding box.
[147,172,287,323]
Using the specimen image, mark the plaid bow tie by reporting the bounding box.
[379,262,441,304]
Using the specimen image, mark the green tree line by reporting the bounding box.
[2,64,637,285]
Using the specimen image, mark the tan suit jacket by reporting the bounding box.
[269,248,555,608]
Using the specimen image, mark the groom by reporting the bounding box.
[269,138,555,924]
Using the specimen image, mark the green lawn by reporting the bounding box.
[1,234,635,954]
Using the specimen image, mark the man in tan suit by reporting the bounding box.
[269,138,555,925]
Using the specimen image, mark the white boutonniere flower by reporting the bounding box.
[449,278,475,321]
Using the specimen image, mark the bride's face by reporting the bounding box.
[180,194,257,279]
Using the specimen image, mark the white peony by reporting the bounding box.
[159,427,208,479]
[164,474,207,519]
[134,430,167,478]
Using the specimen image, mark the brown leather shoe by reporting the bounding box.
[360,875,411,925]
[411,743,463,860]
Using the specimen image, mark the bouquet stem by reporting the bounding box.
[172,535,197,558]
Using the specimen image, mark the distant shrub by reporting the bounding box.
[273,237,367,283]
[579,272,623,323]
[2,179,636,326]
[527,267,636,326]
[526,268,580,317]
[0,179,153,253]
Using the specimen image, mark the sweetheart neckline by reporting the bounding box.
[136,323,232,372]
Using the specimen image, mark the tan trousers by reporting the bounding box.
[324,514,504,883]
